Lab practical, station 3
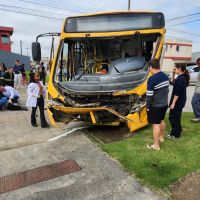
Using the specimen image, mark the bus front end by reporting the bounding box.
[34,11,166,132]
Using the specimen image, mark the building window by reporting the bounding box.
[176,45,180,52]
[1,35,10,44]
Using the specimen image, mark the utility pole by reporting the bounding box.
[128,0,131,10]
[25,47,30,56]
[20,40,23,55]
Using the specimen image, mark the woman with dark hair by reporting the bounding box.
[168,64,190,138]
[38,62,46,85]
[3,67,14,87]
[1,63,7,72]
[26,72,49,128]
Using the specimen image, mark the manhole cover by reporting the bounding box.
[0,160,81,194]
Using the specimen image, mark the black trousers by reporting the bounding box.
[40,75,45,85]
[169,108,183,138]
[31,96,47,127]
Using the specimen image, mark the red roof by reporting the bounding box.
[0,26,13,35]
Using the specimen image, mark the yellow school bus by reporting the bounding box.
[32,11,165,132]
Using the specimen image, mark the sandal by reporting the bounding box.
[159,137,164,142]
[146,144,160,151]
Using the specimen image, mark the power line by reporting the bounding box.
[167,12,200,21]
[10,0,125,15]
[34,0,99,13]
[0,8,63,21]
[16,0,84,14]
[0,3,67,17]
[171,18,200,26]
[43,0,124,13]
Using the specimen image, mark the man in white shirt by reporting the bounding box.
[0,85,20,103]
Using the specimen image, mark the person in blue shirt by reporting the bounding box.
[168,64,190,138]
[146,59,169,150]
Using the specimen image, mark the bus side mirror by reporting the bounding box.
[32,42,41,61]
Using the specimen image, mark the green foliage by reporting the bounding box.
[99,113,200,190]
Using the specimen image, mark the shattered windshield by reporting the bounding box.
[54,34,161,83]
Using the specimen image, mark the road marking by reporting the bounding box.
[48,127,86,142]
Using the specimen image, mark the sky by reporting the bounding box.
[0,0,200,58]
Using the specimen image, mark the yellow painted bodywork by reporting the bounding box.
[127,107,148,132]
[47,108,59,128]
[90,112,97,124]
[47,11,165,132]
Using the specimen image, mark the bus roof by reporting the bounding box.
[63,11,165,33]
[65,10,163,19]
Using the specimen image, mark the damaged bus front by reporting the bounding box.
[32,11,165,132]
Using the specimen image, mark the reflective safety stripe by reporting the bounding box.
[146,90,154,96]
[154,80,169,89]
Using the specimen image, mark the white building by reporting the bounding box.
[162,39,192,72]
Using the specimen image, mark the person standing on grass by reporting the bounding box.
[146,59,169,151]
[168,64,190,139]
[26,72,49,128]
[191,58,200,122]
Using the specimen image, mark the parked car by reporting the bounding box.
[187,65,200,84]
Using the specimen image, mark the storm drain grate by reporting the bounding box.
[0,160,81,194]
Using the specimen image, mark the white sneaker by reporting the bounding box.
[167,134,175,139]
[191,118,200,122]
